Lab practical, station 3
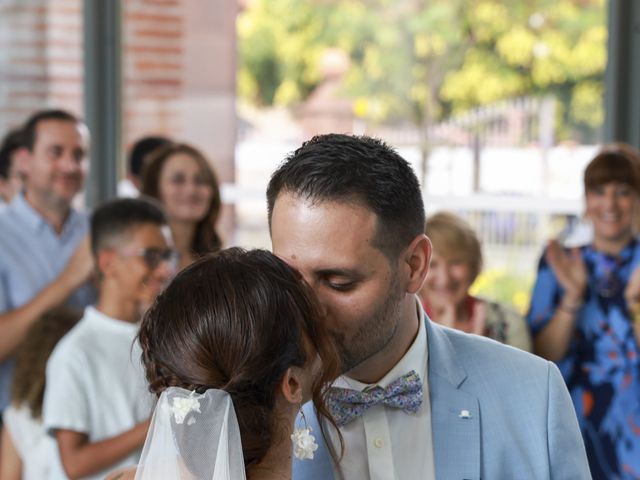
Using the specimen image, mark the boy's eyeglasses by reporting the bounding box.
[120,248,180,270]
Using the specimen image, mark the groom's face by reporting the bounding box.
[271,192,407,373]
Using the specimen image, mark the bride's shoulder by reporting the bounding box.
[104,467,137,480]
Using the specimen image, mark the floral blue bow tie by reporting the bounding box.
[326,370,423,426]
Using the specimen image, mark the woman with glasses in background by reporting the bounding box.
[142,143,222,270]
[527,144,640,480]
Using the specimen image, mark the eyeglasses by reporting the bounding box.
[119,248,180,270]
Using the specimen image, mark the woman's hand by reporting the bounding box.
[469,300,487,336]
[545,240,587,306]
[624,265,640,305]
[436,301,456,329]
[624,265,640,346]
[534,241,587,361]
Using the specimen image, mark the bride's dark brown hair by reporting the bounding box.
[138,247,342,468]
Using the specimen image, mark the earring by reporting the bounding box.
[291,409,318,460]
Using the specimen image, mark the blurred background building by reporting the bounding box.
[1,0,638,312]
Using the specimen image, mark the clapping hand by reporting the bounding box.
[626,266,640,346]
[624,265,640,305]
[469,300,487,336]
[545,240,587,305]
[436,298,486,336]
[437,301,457,329]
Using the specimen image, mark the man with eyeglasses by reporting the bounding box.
[0,109,97,419]
[42,197,177,480]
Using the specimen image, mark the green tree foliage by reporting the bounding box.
[238,0,606,139]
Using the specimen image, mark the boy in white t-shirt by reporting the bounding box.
[43,197,178,479]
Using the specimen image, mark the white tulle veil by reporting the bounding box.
[135,387,246,480]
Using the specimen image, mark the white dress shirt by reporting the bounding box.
[329,302,436,480]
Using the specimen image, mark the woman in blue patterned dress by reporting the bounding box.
[528,144,640,479]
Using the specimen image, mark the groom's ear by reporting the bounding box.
[404,234,432,294]
[280,367,304,405]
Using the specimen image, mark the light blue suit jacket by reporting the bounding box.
[293,317,591,479]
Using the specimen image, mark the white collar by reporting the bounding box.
[83,306,139,335]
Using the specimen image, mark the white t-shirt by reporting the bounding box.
[43,306,154,480]
[4,405,54,480]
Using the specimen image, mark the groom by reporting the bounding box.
[267,134,591,479]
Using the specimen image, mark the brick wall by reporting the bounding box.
[0,0,79,130]
[0,0,235,185]
[0,0,237,237]
[123,0,184,149]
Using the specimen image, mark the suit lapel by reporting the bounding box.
[426,318,481,480]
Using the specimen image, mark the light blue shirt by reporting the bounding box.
[0,193,96,411]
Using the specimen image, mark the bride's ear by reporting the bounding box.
[279,367,304,405]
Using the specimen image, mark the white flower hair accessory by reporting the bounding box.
[291,410,318,460]
[170,391,202,425]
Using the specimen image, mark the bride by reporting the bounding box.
[107,248,342,480]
